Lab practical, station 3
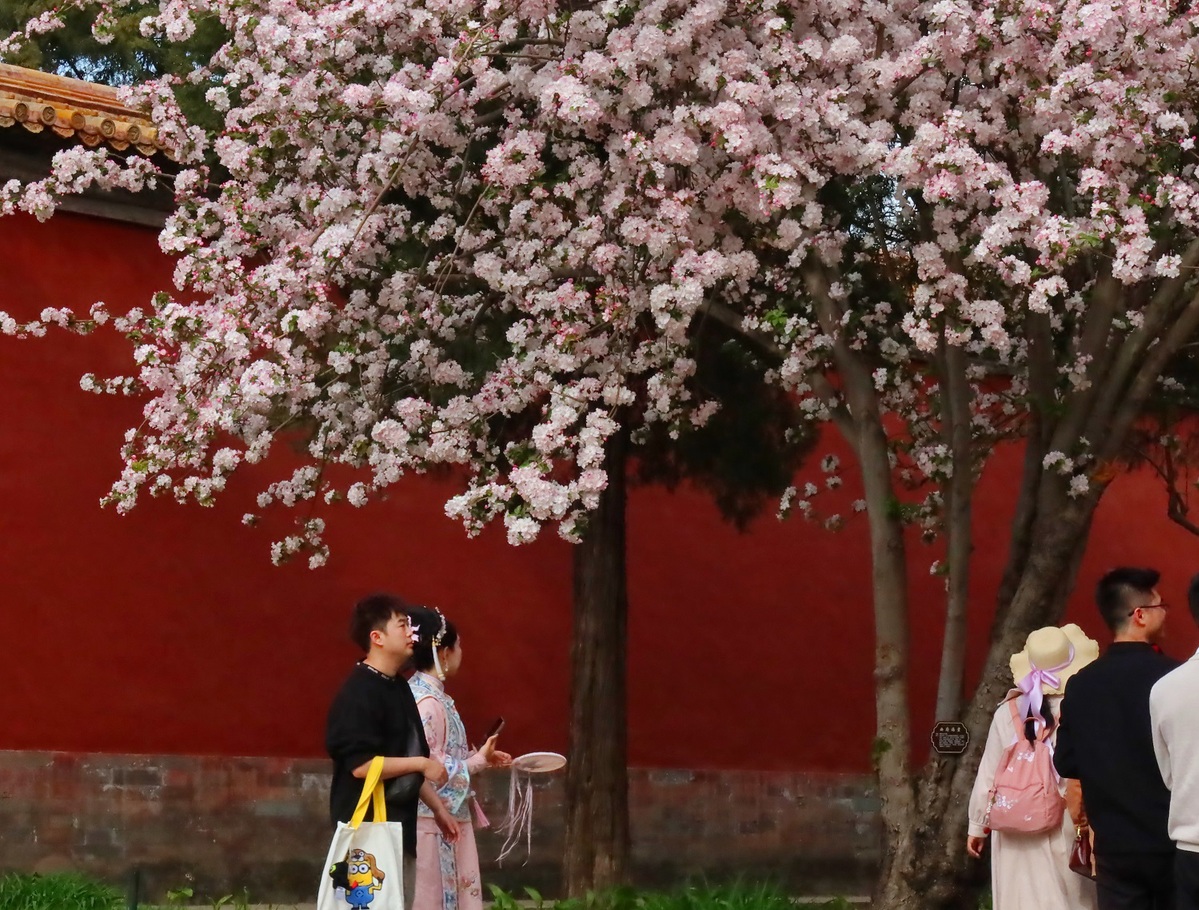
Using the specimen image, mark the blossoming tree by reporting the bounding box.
[7,0,1199,905]
[5,0,815,892]
[734,2,1199,906]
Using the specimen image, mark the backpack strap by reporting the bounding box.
[1007,696,1024,730]
[1008,695,1054,742]
[1039,717,1056,743]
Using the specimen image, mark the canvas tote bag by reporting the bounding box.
[317,756,406,910]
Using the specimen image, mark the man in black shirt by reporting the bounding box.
[326,593,448,909]
[1055,567,1180,910]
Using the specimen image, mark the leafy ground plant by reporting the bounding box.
[149,885,275,909]
[0,872,122,910]
[488,883,856,910]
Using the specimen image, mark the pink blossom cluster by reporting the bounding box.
[4,0,1199,557]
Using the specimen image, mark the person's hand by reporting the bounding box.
[423,758,449,787]
[434,804,460,844]
[967,835,987,858]
[477,735,513,768]
[478,735,513,768]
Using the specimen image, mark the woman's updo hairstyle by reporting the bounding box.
[407,605,459,673]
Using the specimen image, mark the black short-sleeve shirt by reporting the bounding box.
[325,662,429,856]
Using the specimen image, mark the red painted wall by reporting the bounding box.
[2,212,1198,774]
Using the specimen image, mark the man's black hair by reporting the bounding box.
[349,592,411,652]
[1095,567,1161,632]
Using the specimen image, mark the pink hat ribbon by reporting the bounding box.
[1017,644,1074,723]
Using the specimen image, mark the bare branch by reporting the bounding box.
[1132,435,1199,537]
[1167,488,1199,536]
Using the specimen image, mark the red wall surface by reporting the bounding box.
[3,212,1198,774]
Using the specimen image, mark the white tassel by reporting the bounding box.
[497,767,534,866]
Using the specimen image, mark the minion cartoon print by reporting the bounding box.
[328,848,386,908]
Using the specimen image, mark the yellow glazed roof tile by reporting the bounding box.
[0,63,169,157]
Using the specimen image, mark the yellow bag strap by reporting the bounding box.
[349,757,388,828]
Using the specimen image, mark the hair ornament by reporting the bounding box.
[431,607,448,681]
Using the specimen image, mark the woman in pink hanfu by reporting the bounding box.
[407,606,510,910]
[967,624,1099,910]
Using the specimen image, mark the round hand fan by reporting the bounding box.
[498,752,568,864]
[511,751,567,774]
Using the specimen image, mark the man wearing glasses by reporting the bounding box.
[1055,567,1179,910]
[1151,574,1199,910]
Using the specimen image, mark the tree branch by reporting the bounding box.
[933,332,974,723]
[803,256,916,819]
[1046,271,1121,451]
[1083,239,1199,443]
[1101,281,1199,463]
[1025,310,1057,449]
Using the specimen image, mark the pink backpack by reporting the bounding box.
[985,699,1065,834]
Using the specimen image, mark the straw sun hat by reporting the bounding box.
[1009,623,1100,695]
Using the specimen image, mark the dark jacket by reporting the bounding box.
[1054,641,1180,855]
[325,662,430,856]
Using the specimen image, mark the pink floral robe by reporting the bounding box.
[409,672,489,910]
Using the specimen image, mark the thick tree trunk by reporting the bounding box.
[563,430,630,896]
[934,338,975,723]
[804,262,918,907]
[855,414,917,908]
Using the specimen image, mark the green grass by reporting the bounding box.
[141,886,284,909]
[0,873,123,910]
[0,874,853,910]
[489,882,857,910]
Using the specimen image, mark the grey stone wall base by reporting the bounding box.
[0,751,880,904]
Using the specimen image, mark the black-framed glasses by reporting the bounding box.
[1128,602,1170,616]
